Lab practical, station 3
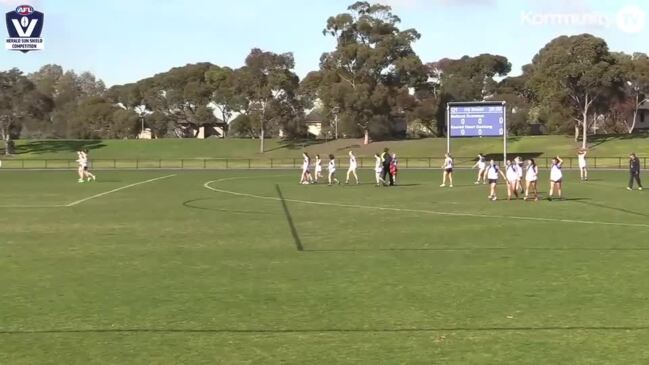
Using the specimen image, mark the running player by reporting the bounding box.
[327,154,339,186]
[374,153,385,186]
[346,151,359,184]
[548,156,563,201]
[524,158,539,201]
[314,154,323,183]
[486,159,507,201]
[505,159,520,200]
[440,153,454,188]
[300,152,312,184]
[472,153,487,184]
[577,149,588,181]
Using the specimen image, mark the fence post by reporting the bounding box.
[181,159,184,169]
[405,158,408,168]
[644,158,647,169]
[619,157,621,169]
[45,159,48,169]
[113,159,116,169]
[271,158,273,168]
[136,159,139,169]
[248,159,251,169]
[160,159,162,168]
[428,157,431,168]
[203,159,206,169]
[594,157,597,169]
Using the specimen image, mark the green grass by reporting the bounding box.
[2,169,649,364]
[4,134,649,161]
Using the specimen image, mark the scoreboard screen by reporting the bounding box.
[448,104,505,137]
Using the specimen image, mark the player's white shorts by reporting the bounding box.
[478,162,486,170]
[315,166,322,174]
[375,167,382,174]
[579,163,587,169]
[348,164,357,171]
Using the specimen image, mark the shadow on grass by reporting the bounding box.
[275,184,304,251]
[571,199,649,219]
[305,246,649,252]
[588,133,649,149]
[13,140,106,156]
[264,139,328,153]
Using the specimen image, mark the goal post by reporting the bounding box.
[446,101,508,162]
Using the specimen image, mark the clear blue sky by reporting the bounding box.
[1,0,647,86]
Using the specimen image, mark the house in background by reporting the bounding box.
[304,110,325,138]
[197,119,228,139]
[635,100,649,130]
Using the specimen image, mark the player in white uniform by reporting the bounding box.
[76,151,86,183]
[524,159,539,201]
[577,149,588,181]
[548,156,563,201]
[346,151,359,184]
[299,152,312,184]
[314,154,323,183]
[486,160,507,201]
[440,153,454,188]
[327,154,339,185]
[505,159,520,200]
[514,156,524,193]
[77,149,96,183]
[374,153,385,186]
[472,153,487,184]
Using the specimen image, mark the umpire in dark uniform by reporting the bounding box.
[628,153,643,191]
[380,147,394,186]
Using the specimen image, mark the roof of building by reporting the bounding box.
[305,110,324,122]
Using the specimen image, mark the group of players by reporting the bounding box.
[455,153,568,201]
[299,149,399,186]
[298,148,644,201]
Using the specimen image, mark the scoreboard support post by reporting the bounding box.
[446,105,451,154]
[503,103,507,162]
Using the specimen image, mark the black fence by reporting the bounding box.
[0,156,643,169]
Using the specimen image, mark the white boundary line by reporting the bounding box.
[203,176,649,229]
[0,204,66,208]
[66,174,176,207]
[0,174,176,208]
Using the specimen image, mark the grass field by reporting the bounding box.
[4,134,649,161]
[2,168,649,364]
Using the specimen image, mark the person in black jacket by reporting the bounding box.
[627,153,643,191]
[380,148,394,186]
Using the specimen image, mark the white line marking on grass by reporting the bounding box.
[66,174,176,207]
[204,177,649,229]
[0,204,66,208]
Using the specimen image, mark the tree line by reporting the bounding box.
[1,1,649,154]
